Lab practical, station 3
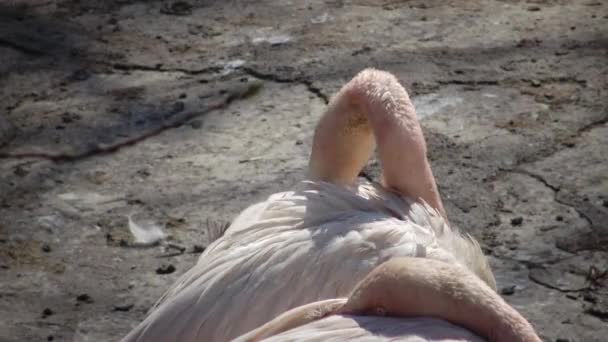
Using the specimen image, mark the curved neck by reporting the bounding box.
[308,69,446,218]
[341,257,541,342]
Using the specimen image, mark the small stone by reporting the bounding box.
[170,101,185,114]
[136,169,151,177]
[192,245,206,254]
[156,264,176,275]
[602,199,608,208]
[583,293,597,303]
[527,6,541,11]
[61,112,81,123]
[13,165,29,177]
[0,115,16,147]
[160,1,193,16]
[531,79,541,87]
[556,215,564,222]
[76,294,94,303]
[42,308,54,317]
[556,338,571,342]
[41,244,51,252]
[500,285,516,295]
[69,69,91,82]
[179,93,187,99]
[563,141,575,148]
[295,140,303,146]
[47,335,54,341]
[511,217,524,226]
[190,120,203,129]
[113,303,134,312]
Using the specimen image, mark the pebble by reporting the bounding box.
[192,245,206,254]
[190,120,203,129]
[160,1,193,16]
[500,285,516,295]
[42,308,54,318]
[69,69,91,82]
[113,303,134,312]
[156,264,176,275]
[76,294,94,303]
[511,217,524,226]
[0,115,15,147]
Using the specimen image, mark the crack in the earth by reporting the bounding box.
[508,169,594,229]
[0,81,262,162]
[491,252,577,269]
[110,62,223,75]
[528,269,591,293]
[241,67,329,104]
[578,116,608,134]
[438,79,499,86]
[0,38,46,56]
[102,62,330,104]
[497,115,608,168]
[436,76,587,88]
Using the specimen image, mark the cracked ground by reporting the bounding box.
[1,1,607,341]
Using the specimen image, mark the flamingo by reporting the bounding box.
[122,69,539,342]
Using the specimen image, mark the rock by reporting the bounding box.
[76,294,94,303]
[585,298,608,320]
[42,308,54,318]
[0,115,16,147]
[160,1,193,16]
[113,303,134,312]
[68,69,91,82]
[156,264,176,275]
[190,120,203,129]
[13,165,29,177]
[192,245,205,254]
[511,217,524,226]
[501,285,516,295]
[61,112,82,123]
[41,244,51,253]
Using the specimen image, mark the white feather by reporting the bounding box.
[128,215,166,246]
